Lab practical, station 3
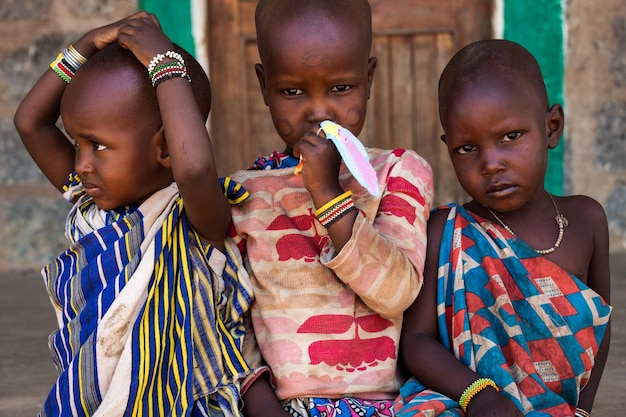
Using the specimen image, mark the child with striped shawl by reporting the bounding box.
[14,12,252,417]
[395,39,611,417]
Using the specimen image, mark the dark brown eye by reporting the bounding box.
[502,132,521,142]
[283,88,302,96]
[331,85,351,92]
[456,144,476,155]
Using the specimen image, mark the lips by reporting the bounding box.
[485,183,518,198]
[81,181,100,196]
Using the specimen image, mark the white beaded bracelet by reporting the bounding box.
[148,50,185,73]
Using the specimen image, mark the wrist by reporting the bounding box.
[314,191,356,228]
[575,408,591,417]
[311,187,345,209]
[49,44,88,83]
[72,36,99,60]
[459,377,500,412]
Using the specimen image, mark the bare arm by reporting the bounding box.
[577,198,611,412]
[117,14,230,249]
[242,376,291,417]
[401,209,523,417]
[14,15,143,191]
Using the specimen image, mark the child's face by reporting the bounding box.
[61,71,170,211]
[256,15,376,154]
[441,74,561,213]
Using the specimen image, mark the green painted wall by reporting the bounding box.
[138,0,565,192]
[138,0,196,56]
[503,0,564,195]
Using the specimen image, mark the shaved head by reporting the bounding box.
[255,0,372,64]
[438,39,549,128]
[71,42,212,122]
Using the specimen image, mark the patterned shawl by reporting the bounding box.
[40,174,252,417]
[394,204,611,416]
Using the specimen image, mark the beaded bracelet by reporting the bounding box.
[150,61,190,88]
[151,67,190,88]
[148,50,185,73]
[50,44,87,83]
[149,61,184,79]
[458,378,499,412]
[67,44,88,65]
[315,191,356,228]
[50,53,72,83]
[575,408,591,417]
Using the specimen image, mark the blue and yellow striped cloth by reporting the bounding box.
[40,174,252,417]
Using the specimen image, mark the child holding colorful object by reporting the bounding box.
[230,0,434,416]
[395,39,611,417]
[14,12,252,417]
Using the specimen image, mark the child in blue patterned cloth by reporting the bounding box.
[395,39,611,417]
[14,11,252,417]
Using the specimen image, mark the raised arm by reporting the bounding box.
[116,13,230,249]
[14,15,142,191]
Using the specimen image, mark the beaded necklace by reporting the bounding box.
[484,194,568,255]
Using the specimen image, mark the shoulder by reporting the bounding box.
[369,147,432,170]
[426,206,454,248]
[559,194,608,228]
[369,147,434,191]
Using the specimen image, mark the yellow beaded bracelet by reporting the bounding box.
[458,378,499,412]
[314,191,353,217]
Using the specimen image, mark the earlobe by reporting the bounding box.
[155,127,171,168]
[255,63,269,106]
[366,57,378,99]
[546,104,564,149]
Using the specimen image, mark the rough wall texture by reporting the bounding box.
[0,0,137,271]
[1,1,625,272]
[565,0,626,251]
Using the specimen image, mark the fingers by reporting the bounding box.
[115,13,172,67]
[293,131,342,192]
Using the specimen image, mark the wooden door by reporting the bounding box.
[206,0,493,205]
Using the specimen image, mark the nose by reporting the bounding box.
[307,95,334,126]
[481,149,505,176]
[74,147,93,177]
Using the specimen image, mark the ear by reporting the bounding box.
[255,63,269,106]
[546,103,564,149]
[366,57,378,99]
[154,127,171,168]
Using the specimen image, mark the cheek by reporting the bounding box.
[451,157,478,187]
[269,100,297,139]
[273,118,296,139]
[342,104,366,132]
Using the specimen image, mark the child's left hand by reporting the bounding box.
[116,11,174,69]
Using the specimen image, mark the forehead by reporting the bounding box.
[446,67,544,113]
[263,16,368,74]
[61,68,160,132]
[264,6,367,52]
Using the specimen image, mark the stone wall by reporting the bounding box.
[565,0,626,251]
[0,0,137,271]
[1,1,625,272]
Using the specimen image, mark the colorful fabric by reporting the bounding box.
[249,150,299,170]
[394,204,612,416]
[230,148,434,401]
[40,173,253,417]
[283,397,394,417]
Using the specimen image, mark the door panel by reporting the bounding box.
[207,0,492,205]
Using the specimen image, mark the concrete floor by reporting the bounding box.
[1,255,624,416]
